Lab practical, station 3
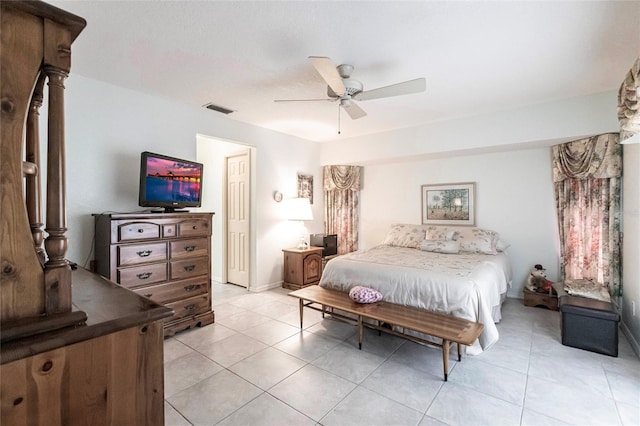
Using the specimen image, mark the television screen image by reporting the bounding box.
[139,152,203,212]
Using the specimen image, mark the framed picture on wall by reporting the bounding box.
[297,173,313,204]
[421,182,475,226]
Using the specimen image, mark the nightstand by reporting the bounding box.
[282,247,324,290]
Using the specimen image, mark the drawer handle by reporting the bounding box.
[184,245,196,252]
[137,250,152,257]
[137,229,144,233]
[183,265,196,272]
[184,303,197,313]
[192,225,197,230]
[137,272,152,280]
[143,293,152,298]
[184,284,200,292]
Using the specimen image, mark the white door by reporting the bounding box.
[226,151,250,287]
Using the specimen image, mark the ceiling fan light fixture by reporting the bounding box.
[328,78,363,98]
[337,64,354,78]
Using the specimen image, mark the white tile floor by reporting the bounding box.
[164,283,640,426]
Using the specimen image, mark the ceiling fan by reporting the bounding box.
[274,56,426,120]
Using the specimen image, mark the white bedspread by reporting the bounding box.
[319,245,512,353]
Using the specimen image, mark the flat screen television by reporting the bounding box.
[138,151,203,212]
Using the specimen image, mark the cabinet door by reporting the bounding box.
[166,293,210,320]
[118,242,167,266]
[133,277,208,304]
[302,253,322,284]
[170,238,209,259]
[118,222,161,241]
[170,257,210,280]
[118,263,168,288]
[178,220,210,237]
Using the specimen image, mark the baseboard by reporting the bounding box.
[250,281,283,293]
[620,321,640,358]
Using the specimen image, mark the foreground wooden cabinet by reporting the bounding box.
[1,269,172,425]
[0,1,172,425]
[94,212,215,336]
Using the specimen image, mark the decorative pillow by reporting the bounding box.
[419,240,460,254]
[426,226,499,254]
[424,227,458,241]
[349,286,383,304]
[381,224,425,248]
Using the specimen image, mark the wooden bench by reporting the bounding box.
[288,286,484,381]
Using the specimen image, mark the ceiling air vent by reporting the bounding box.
[203,102,235,115]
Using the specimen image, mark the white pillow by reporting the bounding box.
[381,224,425,248]
[425,227,459,241]
[419,240,460,254]
[426,226,499,255]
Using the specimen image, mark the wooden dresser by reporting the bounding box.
[94,212,215,336]
[282,247,324,290]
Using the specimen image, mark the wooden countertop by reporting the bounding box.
[1,268,173,364]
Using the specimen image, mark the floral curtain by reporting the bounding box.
[323,165,361,255]
[552,133,622,298]
[618,56,639,142]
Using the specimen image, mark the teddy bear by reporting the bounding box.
[526,264,553,293]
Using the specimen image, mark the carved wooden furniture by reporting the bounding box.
[0,2,172,424]
[282,247,323,289]
[94,212,215,336]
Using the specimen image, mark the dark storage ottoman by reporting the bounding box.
[559,295,620,357]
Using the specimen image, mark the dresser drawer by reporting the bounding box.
[118,221,161,242]
[118,263,168,288]
[170,256,209,280]
[133,277,208,304]
[166,293,210,320]
[170,238,209,259]
[118,242,168,266]
[178,220,210,238]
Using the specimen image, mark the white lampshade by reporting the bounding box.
[287,197,313,221]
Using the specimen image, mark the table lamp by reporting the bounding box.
[287,197,313,249]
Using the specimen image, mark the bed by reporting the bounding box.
[318,224,513,354]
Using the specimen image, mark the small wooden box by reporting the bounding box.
[523,287,558,311]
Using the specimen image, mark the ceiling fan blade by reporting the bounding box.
[274,98,336,102]
[353,77,426,101]
[342,100,367,120]
[309,56,346,97]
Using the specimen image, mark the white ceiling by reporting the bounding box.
[52,1,640,142]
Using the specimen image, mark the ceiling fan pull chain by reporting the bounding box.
[338,103,341,135]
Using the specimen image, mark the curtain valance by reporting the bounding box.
[618,57,639,142]
[323,165,362,191]
[552,133,622,182]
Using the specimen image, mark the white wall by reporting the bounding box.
[49,74,323,291]
[320,91,618,166]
